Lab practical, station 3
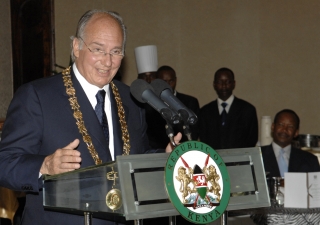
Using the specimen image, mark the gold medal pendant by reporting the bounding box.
[106,168,122,210]
[106,189,122,210]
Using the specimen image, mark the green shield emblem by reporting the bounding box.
[165,141,230,224]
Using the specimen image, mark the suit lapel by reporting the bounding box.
[176,92,185,105]
[288,147,299,172]
[210,101,222,148]
[264,145,281,177]
[226,97,240,127]
[212,100,220,128]
[222,97,241,146]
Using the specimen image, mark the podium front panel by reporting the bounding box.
[42,148,268,221]
[43,161,125,220]
[217,147,271,211]
[43,153,180,221]
[116,153,179,220]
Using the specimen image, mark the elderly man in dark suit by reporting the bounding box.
[0,9,180,225]
[145,65,200,149]
[261,109,320,177]
[199,67,258,150]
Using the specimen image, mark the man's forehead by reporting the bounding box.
[86,14,122,33]
[217,72,233,79]
[83,15,123,45]
[159,70,175,77]
[276,113,297,125]
[90,13,116,23]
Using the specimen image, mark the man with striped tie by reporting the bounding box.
[199,67,258,149]
[261,109,320,178]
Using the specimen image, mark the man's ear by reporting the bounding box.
[270,123,276,139]
[294,129,299,138]
[271,123,275,133]
[230,80,236,92]
[73,38,80,58]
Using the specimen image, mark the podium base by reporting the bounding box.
[221,211,228,225]
[169,216,176,225]
[134,219,142,225]
[84,212,92,225]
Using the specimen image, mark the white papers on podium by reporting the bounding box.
[284,173,308,208]
[285,172,320,208]
[308,172,320,208]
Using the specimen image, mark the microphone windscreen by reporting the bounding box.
[130,79,154,103]
[150,79,172,96]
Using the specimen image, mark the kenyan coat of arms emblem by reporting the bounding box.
[165,141,230,224]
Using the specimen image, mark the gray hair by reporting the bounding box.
[70,9,127,62]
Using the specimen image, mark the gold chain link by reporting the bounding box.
[62,67,130,165]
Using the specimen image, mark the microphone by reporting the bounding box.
[130,79,180,124]
[150,79,198,125]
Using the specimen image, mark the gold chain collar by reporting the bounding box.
[62,67,130,165]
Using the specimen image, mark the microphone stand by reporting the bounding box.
[164,108,195,146]
[179,109,193,141]
[182,124,192,141]
[165,123,177,147]
[161,109,198,225]
[159,108,180,147]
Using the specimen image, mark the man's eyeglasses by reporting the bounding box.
[79,37,124,60]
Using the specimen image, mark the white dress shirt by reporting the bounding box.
[217,95,234,114]
[272,142,291,169]
[73,64,115,160]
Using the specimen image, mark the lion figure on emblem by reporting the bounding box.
[203,165,221,202]
[175,166,196,203]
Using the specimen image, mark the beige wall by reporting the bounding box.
[55,0,320,136]
[1,1,320,138]
[0,1,13,118]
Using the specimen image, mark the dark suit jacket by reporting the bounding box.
[261,144,320,177]
[146,92,200,149]
[0,68,157,225]
[199,96,258,150]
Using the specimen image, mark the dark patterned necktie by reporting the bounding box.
[95,90,109,145]
[221,102,228,126]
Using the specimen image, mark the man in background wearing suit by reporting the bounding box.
[157,66,200,141]
[0,9,179,225]
[145,65,200,149]
[199,67,258,150]
[261,109,320,177]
